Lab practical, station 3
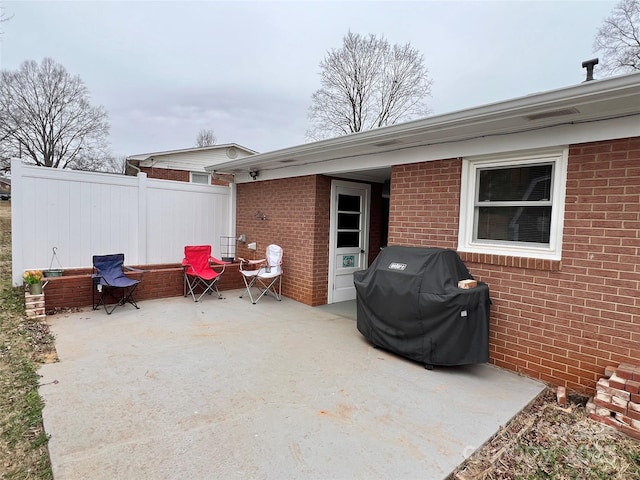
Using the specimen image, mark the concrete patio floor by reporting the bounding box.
[39,290,545,479]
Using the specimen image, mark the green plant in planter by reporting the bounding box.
[23,270,43,285]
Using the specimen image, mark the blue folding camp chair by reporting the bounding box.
[92,254,145,314]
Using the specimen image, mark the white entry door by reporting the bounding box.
[328,180,371,304]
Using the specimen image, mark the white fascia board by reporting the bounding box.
[230,114,640,184]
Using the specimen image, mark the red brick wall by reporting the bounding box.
[388,138,640,392]
[140,167,189,182]
[236,175,383,306]
[236,175,330,305]
[388,158,461,248]
[137,167,231,186]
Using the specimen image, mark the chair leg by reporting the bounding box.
[239,275,258,303]
[122,284,141,309]
[185,274,224,302]
[94,284,141,315]
[250,275,282,304]
[93,282,104,311]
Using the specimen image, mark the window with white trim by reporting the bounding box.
[190,172,210,184]
[458,149,568,260]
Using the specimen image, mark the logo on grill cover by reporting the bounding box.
[388,262,407,270]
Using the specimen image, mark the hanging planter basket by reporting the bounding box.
[43,269,63,277]
[43,247,64,277]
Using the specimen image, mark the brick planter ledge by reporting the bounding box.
[42,263,245,311]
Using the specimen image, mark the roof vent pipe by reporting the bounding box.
[581,58,599,82]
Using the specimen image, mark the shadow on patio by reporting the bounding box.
[39,291,544,479]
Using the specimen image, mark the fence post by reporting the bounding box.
[137,172,148,265]
[10,158,24,286]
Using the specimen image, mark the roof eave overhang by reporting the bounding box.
[205,72,640,178]
[127,143,258,161]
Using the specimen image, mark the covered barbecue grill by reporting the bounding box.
[354,246,490,368]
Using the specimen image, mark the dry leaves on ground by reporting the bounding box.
[449,388,640,480]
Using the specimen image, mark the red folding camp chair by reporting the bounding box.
[182,245,229,302]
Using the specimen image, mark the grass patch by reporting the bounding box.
[0,202,55,479]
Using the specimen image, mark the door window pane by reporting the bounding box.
[338,213,360,230]
[338,194,360,212]
[337,232,359,248]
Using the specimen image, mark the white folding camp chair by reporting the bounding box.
[239,244,283,304]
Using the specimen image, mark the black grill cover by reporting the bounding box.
[354,246,490,367]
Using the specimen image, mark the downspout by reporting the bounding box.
[126,157,141,174]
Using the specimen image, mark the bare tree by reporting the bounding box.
[75,154,126,174]
[307,32,432,141]
[594,0,640,75]
[0,58,110,171]
[196,128,216,147]
[1,7,13,27]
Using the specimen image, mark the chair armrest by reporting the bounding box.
[240,258,265,265]
[124,266,147,273]
[238,257,265,272]
[208,256,228,273]
[181,258,190,267]
[209,256,230,265]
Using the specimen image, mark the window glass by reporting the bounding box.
[475,163,553,245]
[478,164,552,202]
[458,150,567,260]
[476,206,552,243]
[191,172,210,184]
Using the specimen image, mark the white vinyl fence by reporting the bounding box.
[11,158,234,286]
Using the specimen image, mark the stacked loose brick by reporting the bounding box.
[24,292,46,321]
[587,363,640,440]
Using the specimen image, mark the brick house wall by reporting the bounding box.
[387,137,640,393]
[138,166,231,186]
[139,166,189,182]
[236,176,330,305]
[236,175,384,306]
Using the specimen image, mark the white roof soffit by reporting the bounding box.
[206,73,640,179]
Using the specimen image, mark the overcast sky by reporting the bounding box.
[1,0,618,158]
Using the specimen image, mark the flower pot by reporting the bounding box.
[29,282,43,295]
